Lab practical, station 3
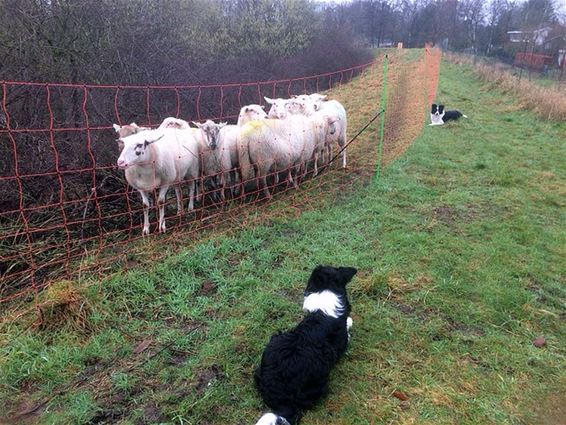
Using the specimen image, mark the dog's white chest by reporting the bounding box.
[303,290,344,318]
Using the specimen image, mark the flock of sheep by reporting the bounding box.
[113,93,348,235]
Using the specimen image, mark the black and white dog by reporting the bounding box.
[430,103,468,126]
[254,265,358,425]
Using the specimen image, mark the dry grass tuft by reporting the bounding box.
[445,52,566,121]
[33,280,93,333]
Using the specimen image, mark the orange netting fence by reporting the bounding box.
[0,48,441,309]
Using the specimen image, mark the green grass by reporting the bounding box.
[1,59,565,425]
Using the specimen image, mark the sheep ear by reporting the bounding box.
[264,97,274,104]
[130,122,139,128]
[219,122,228,128]
[144,134,164,146]
[192,121,202,128]
[112,124,121,133]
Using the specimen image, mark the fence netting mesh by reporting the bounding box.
[0,48,441,309]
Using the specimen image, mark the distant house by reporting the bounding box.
[507,27,552,46]
[507,31,526,43]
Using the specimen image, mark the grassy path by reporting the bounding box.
[1,59,565,424]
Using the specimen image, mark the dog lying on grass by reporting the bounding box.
[254,265,358,425]
[430,103,468,126]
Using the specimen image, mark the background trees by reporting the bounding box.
[0,0,564,85]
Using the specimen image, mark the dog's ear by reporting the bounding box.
[338,267,357,285]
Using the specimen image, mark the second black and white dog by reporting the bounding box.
[430,103,468,126]
[254,265,358,425]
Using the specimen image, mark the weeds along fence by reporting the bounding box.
[445,51,566,121]
[0,48,441,309]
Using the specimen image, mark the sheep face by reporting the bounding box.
[309,93,327,111]
[194,120,226,150]
[285,100,306,115]
[264,97,289,119]
[117,131,163,169]
[325,116,340,136]
[286,98,318,116]
[238,104,267,125]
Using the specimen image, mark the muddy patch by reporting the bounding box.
[433,204,480,224]
[140,403,166,424]
[168,349,191,366]
[195,365,225,394]
[198,280,217,297]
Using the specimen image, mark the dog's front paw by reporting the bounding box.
[347,317,353,342]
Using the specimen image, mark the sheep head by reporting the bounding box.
[193,120,225,150]
[264,96,289,120]
[238,104,267,125]
[116,130,164,169]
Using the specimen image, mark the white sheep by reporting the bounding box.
[193,120,243,200]
[116,127,200,235]
[237,104,268,126]
[158,117,191,130]
[238,116,317,199]
[308,112,342,177]
[264,96,291,119]
[288,95,348,168]
[191,120,234,202]
[114,121,191,214]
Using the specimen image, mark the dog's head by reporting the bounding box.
[431,103,446,116]
[305,265,357,296]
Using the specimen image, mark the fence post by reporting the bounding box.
[376,53,388,181]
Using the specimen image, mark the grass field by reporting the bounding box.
[1,58,565,425]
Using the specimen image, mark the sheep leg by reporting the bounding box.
[340,131,347,168]
[157,185,169,233]
[219,172,226,204]
[261,175,271,199]
[188,179,195,210]
[175,185,183,214]
[230,170,240,197]
[313,151,319,177]
[258,166,271,199]
[195,178,202,203]
[139,190,151,236]
[288,168,298,189]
